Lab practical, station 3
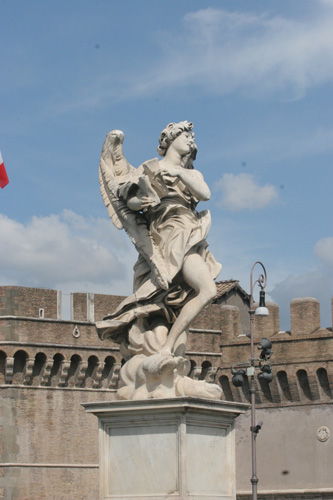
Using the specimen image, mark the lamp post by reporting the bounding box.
[249,261,268,500]
[231,261,272,500]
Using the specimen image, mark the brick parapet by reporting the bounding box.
[2,287,332,336]
[0,286,59,319]
[254,301,280,338]
[290,297,321,335]
[191,303,222,331]
[0,318,117,349]
[220,331,333,368]
[71,292,87,321]
[93,293,126,322]
[186,329,222,353]
[220,305,242,339]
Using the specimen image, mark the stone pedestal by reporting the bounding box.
[83,397,248,500]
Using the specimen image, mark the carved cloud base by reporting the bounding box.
[83,397,249,500]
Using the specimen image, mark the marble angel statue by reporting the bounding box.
[96,121,222,400]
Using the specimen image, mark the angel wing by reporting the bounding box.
[99,130,135,229]
[99,130,170,291]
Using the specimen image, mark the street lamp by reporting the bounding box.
[249,261,269,500]
[231,261,273,500]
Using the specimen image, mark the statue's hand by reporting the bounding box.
[141,196,155,209]
[127,195,155,211]
[159,166,182,179]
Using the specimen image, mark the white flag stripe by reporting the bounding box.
[0,151,3,165]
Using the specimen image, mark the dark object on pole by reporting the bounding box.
[258,363,273,383]
[255,290,269,316]
[258,337,273,360]
[251,421,264,435]
[231,368,246,387]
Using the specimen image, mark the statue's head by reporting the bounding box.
[157,121,195,157]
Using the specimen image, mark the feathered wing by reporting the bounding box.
[99,130,169,290]
[99,130,134,229]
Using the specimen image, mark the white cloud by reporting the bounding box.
[42,1,333,116]
[0,210,135,294]
[205,216,333,331]
[215,173,279,211]
[216,126,333,164]
[126,2,333,101]
[314,237,333,269]
[269,270,333,330]
[269,237,333,329]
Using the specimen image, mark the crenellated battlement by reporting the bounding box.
[220,298,332,339]
[1,286,333,407]
[1,286,332,335]
[0,286,62,319]
[219,297,333,408]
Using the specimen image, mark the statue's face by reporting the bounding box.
[170,131,195,156]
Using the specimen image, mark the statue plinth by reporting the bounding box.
[83,397,249,500]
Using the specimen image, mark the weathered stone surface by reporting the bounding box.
[96,123,222,400]
[83,397,248,500]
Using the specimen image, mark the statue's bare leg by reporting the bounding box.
[161,253,216,354]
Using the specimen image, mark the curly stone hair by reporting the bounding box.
[157,121,194,157]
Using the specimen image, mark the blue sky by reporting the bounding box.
[1,0,332,329]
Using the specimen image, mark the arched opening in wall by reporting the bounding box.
[188,360,202,380]
[31,352,47,386]
[241,374,250,403]
[316,368,332,398]
[297,369,312,400]
[66,355,82,388]
[121,359,126,367]
[101,356,115,388]
[277,371,292,401]
[48,353,65,387]
[12,350,29,385]
[219,375,234,401]
[0,351,7,385]
[199,361,212,381]
[84,356,99,388]
[188,360,196,378]
[258,375,273,402]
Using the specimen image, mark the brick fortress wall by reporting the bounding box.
[0,286,333,499]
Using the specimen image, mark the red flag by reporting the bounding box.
[0,151,9,189]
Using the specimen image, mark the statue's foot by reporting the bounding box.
[159,347,173,357]
[175,375,222,400]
